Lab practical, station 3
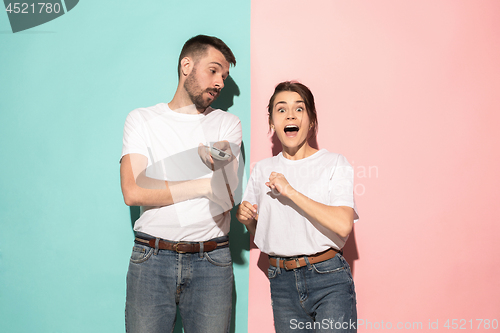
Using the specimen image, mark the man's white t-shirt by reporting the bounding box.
[121,103,242,241]
[242,149,359,256]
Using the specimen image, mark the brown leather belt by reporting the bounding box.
[135,237,229,253]
[269,248,340,270]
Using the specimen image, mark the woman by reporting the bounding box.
[237,81,358,332]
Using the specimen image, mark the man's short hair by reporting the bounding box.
[178,35,236,77]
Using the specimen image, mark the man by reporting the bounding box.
[120,35,241,333]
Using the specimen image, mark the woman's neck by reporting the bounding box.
[282,141,318,160]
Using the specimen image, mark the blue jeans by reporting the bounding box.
[268,253,357,333]
[125,235,233,333]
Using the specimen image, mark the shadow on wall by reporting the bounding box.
[343,227,359,276]
[128,76,246,333]
[211,75,240,111]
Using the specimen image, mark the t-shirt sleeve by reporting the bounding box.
[219,114,242,161]
[121,110,149,162]
[242,165,258,206]
[328,154,359,221]
[220,115,242,150]
[218,114,243,195]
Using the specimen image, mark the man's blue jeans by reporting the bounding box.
[125,236,233,333]
[268,253,357,333]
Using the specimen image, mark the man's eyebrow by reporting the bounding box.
[208,61,229,77]
[209,61,223,68]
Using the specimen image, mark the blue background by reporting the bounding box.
[0,1,251,332]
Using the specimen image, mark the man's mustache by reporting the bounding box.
[206,88,221,96]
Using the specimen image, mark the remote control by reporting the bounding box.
[209,146,231,161]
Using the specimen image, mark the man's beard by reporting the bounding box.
[184,67,219,110]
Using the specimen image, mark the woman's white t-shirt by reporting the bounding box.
[242,149,359,256]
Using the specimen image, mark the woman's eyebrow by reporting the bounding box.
[274,100,305,107]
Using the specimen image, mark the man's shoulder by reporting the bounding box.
[128,103,167,117]
[205,107,241,123]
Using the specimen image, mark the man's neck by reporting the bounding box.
[168,103,204,115]
[168,89,205,114]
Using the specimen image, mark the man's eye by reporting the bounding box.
[210,69,216,74]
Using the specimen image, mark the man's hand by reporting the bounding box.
[198,141,235,171]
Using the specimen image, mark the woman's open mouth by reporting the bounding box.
[284,124,299,137]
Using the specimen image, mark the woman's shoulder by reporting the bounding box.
[315,149,353,168]
[253,154,280,168]
[313,149,342,160]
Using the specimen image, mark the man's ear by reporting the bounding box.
[180,57,194,77]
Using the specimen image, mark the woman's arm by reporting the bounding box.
[236,201,258,235]
[266,172,354,238]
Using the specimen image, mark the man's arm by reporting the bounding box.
[120,153,210,207]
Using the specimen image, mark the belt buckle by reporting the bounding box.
[173,242,190,254]
[284,258,301,270]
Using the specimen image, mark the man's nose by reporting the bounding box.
[215,77,224,90]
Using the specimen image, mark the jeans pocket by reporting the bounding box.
[130,244,154,264]
[204,248,232,267]
[339,254,354,280]
[312,255,345,274]
[267,265,279,279]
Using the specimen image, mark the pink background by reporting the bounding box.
[249,0,500,331]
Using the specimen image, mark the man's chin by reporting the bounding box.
[200,97,218,110]
[194,101,212,111]
[189,96,208,110]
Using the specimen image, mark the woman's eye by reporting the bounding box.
[296,107,303,112]
[278,108,285,113]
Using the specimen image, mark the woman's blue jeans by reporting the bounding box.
[125,236,233,333]
[268,253,357,333]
